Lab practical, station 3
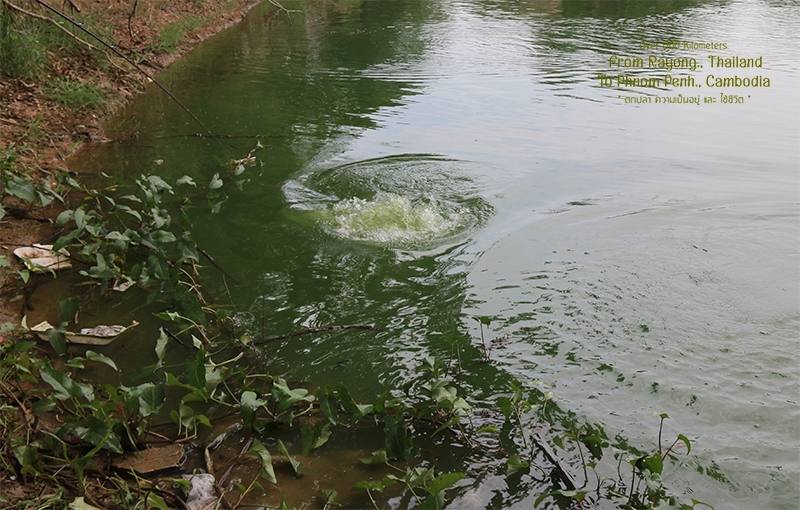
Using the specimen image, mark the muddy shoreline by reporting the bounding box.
[0,0,267,326]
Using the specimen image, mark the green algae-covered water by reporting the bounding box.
[67,0,798,507]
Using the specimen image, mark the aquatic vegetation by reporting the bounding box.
[2,0,787,506]
[49,173,208,322]
[0,319,710,509]
[0,160,718,509]
[0,146,68,216]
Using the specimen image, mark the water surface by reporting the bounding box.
[71,0,799,507]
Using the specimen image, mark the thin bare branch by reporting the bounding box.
[266,0,300,15]
[1,0,99,52]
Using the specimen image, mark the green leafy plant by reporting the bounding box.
[0,147,67,221]
[53,174,205,321]
[354,465,464,510]
[0,144,718,509]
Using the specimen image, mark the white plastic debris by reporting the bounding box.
[112,278,135,292]
[30,320,139,346]
[13,244,71,272]
[68,497,101,510]
[183,473,218,510]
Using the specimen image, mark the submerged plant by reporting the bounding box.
[0,154,717,509]
[51,173,208,321]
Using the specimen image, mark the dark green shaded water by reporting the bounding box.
[67,0,798,507]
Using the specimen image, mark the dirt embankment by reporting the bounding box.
[0,0,264,327]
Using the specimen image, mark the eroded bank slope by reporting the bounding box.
[0,0,267,326]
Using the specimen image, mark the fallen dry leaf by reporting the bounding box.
[112,444,185,475]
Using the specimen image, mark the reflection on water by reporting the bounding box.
[70,0,799,508]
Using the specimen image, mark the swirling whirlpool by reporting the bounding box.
[283,155,494,250]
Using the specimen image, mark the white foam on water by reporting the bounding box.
[283,155,494,250]
[326,192,465,247]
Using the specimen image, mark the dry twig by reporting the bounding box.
[1,0,98,52]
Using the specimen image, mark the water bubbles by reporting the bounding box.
[328,192,465,245]
[284,155,493,250]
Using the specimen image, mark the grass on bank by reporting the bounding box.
[45,77,104,111]
[0,8,46,79]
[152,15,203,53]
[0,4,109,80]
